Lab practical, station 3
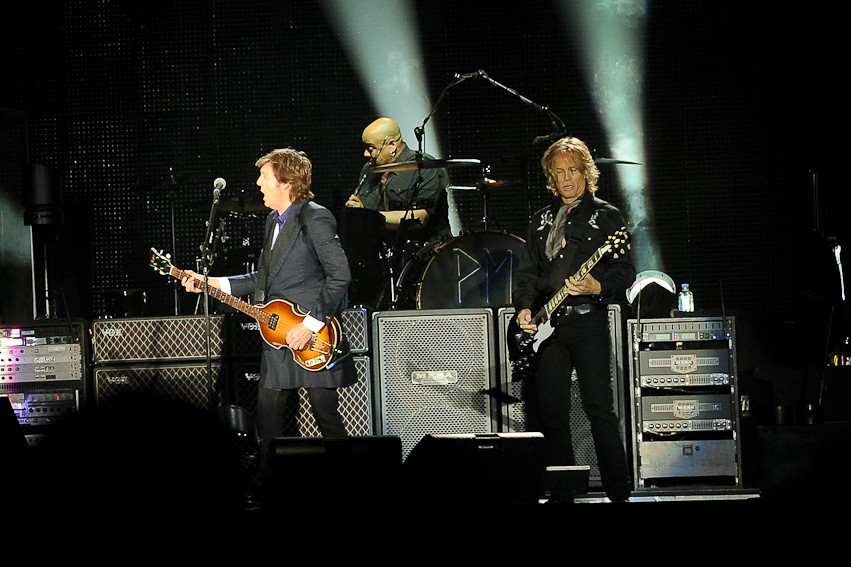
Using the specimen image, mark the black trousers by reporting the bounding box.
[256,386,348,455]
[527,309,631,500]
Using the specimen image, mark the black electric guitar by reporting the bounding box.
[149,248,347,372]
[512,229,630,371]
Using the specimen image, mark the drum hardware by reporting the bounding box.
[450,173,519,231]
[369,157,482,174]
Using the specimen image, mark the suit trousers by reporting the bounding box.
[255,386,348,463]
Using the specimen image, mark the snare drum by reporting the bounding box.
[398,230,526,310]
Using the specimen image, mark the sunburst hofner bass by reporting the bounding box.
[515,228,630,356]
[149,248,347,371]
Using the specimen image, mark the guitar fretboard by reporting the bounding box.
[169,266,271,325]
[535,243,612,324]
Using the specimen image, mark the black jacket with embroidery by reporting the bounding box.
[512,192,635,313]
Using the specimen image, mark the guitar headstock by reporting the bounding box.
[149,248,174,275]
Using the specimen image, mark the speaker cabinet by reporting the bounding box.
[341,308,370,353]
[496,305,626,487]
[93,363,226,410]
[230,355,375,437]
[372,309,497,460]
[402,432,547,505]
[92,316,225,363]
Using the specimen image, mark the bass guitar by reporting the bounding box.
[149,248,347,372]
[512,229,630,370]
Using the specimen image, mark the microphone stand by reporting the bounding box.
[167,171,179,316]
[388,152,427,309]
[473,70,567,144]
[200,186,221,405]
[416,69,566,227]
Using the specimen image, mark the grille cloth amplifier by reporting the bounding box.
[340,308,369,353]
[93,363,225,410]
[230,355,374,436]
[92,316,224,362]
[372,309,496,460]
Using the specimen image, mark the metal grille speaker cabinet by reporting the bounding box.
[402,432,547,505]
[341,308,370,353]
[92,316,224,362]
[298,356,374,436]
[230,356,374,437]
[372,309,497,460]
[496,305,626,487]
[93,363,225,410]
[262,435,403,509]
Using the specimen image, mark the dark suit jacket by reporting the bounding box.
[228,201,355,389]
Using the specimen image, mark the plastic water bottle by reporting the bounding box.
[678,283,694,312]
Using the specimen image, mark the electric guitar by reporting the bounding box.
[149,248,347,372]
[512,229,630,370]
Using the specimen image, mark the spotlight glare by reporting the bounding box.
[559,1,659,272]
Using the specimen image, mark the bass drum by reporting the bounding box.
[403,230,526,310]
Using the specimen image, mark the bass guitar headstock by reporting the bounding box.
[149,247,174,276]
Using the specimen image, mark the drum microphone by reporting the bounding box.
[532,131,564,145]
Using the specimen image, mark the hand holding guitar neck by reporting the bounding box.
[149,248,347,371]
[180,269,222,293]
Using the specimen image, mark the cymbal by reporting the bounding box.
[370,158,481,173]
[596,157,642,165]
[478,177,518,189]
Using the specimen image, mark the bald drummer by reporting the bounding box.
[345,117,451,243]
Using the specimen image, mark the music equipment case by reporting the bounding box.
[628,316,744,491]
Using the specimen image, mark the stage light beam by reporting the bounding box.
[319,0,441,156]
[559,1,659,273]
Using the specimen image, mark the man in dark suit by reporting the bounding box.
[181,148,355,457]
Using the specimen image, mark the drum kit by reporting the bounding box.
[339,156,527,311]
[207,155,641,313]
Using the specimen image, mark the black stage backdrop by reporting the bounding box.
[1,1,843,378]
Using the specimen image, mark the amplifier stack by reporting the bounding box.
[628,316,743,489]
[91,315,227,410]
[1,319,88,445]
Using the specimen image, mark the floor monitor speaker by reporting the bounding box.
[403,432,547,505]
[262,435,403,509]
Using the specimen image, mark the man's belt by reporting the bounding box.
[556,303,604,317]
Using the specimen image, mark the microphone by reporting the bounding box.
[353,169,369,197]
[455,69,485,80]
[213,177,226,198]
[533,131,564,145]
